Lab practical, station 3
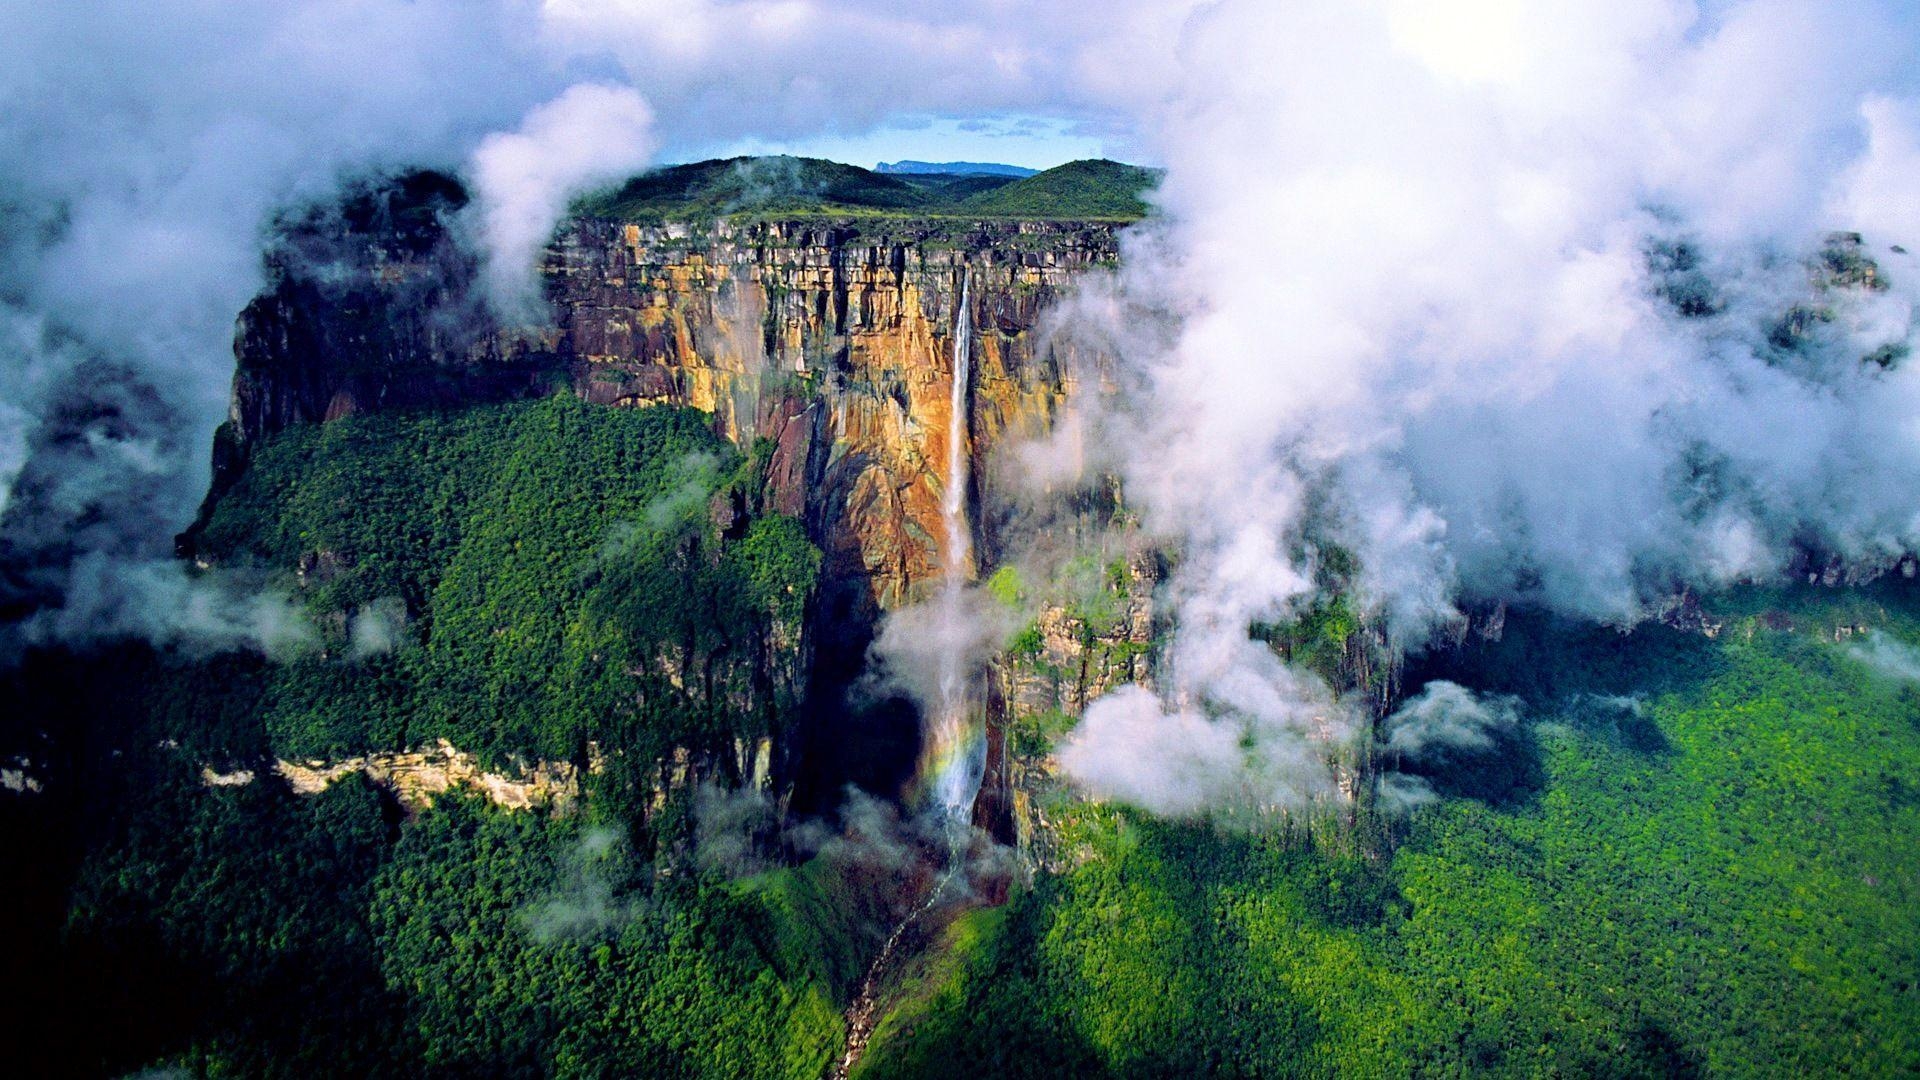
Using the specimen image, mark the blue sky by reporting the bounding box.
[696,111,1138,170]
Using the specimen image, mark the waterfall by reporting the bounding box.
[835,272,983,1080]
[944,274,974,598]
[923,269,985,823]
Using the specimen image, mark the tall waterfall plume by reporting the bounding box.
[921,269,985,823]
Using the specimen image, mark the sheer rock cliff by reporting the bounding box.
[211,197,1127,830]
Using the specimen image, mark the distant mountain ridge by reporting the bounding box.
[957,159,1161,219]
[574,155,1156,222]
[875,160,1038,177]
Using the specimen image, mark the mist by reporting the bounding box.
[0,1,553,650]
[1051,0,1920,819]
[348,596,410,659]
[469,83,657,317]
[524,827,644,943]
[1851,630,1920,684]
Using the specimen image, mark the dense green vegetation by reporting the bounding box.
[2,393,853,1077]
[953,160,1161,220]
[5,740,851,1077]
[194,394,818,772]
[574,155,1156,222]
[891,171,1022,203]
[858,587,1920,1077]
[577,156,930,220]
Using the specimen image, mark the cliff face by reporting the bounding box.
[979,541,1161,856]
[230,214,1116,609]
[222,201,1123,819]
[550,217,1117,612]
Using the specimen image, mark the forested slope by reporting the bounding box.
[2,395,853,1077]
[857,588,1920,1077]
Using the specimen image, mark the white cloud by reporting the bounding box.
[1851,630,1920,683]
[1381,681,1517,759]
[1047,0,1920,817]
[469,83,657,316]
